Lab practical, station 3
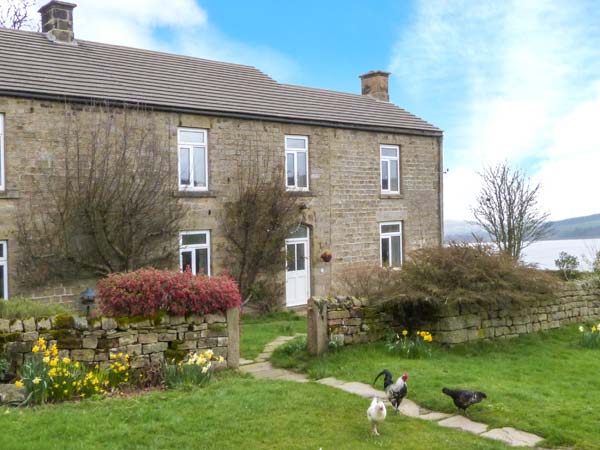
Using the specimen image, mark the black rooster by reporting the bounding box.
[373,369,408,414]
[442,388,487,415]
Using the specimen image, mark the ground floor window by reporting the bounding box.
[380,222,403,268]
[180,231,210,275]
[0,241,7,299]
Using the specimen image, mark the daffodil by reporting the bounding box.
[42,356,50,363]
[579,325,585,332]
[15,380,24,388]
[32,377,41,385]
[32,345,40,353]
[62,357,71,364]
[402,330,408,336]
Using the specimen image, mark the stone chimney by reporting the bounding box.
[359,70,391,102]
[38,1,77,44]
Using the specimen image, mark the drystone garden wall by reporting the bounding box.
[307,280,600,353]
[0,308,240,376]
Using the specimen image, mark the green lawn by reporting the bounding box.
[240,311,306,360]
[0,373,517,450]
[271,324,600,449]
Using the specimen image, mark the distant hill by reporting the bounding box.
[445,213,600,242]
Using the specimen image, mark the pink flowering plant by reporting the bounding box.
[97,268,241,317]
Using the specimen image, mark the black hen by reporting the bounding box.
[374,369,408,414]
[442,388,487,415]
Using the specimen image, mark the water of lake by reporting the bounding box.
[521,238,600,271]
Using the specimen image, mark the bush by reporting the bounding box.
[97,268,242,317]
[555,251,579,280]
[0,298,69,320]
[379,243,558,329]
[336,264,399,300]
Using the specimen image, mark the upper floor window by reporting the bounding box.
[0,114,5,191]
[180,231,210,276]
[0,241,7,300]
[285,135,309,191]
[380,145,400,194]
[380,222,402,268]
[178,128,207,191]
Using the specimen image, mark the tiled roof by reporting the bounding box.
[0,27,441,135]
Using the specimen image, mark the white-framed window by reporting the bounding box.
[180,231,210,276]
[285,135,309,191]
[0,241,7,300]
[178,128,208,191]
[380,144,400,194]
[380,222,402,268]
[0,113,5,191]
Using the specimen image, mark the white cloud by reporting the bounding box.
[30,0,298,82]
[391,0,600,220]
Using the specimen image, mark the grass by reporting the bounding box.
[240,311,306,360]
[0,298,70,320]
[0,373,517,450]
[271,324,600,449]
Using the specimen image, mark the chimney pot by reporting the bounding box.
[359,70,391,102]
[38,1,77,44]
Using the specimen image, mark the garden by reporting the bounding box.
[1,245,600,450]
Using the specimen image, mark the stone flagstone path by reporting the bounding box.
[240,335,551,449]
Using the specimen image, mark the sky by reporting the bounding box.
[23,0,600,221]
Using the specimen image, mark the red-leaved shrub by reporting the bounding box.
[97,268,241,317]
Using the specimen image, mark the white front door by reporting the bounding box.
[285,226,310,307]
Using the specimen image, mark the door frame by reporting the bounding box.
[285,227,311,307]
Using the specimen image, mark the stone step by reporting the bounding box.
[438,415,488,434]
[481,427,544,447]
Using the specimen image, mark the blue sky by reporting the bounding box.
[31,0,600,220]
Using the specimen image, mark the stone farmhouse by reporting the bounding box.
[0,1,443,309]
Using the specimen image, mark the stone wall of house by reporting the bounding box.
[307,281,600,352]
[0,308,240,376]
[0,95,442,308]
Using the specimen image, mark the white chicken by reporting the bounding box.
[366,397,387,435]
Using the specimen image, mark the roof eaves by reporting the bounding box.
[0,89,443,137]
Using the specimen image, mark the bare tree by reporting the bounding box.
[0,0,38,30]
[17,102,185,284]
[472,162,549,260]
[222,147,303,310]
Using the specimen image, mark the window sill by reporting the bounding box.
[380,193,404,199]
[173,190,217,199]
[0,190,20,199]
[287,190,314,198]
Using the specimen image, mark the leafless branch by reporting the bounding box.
[471,162,550,260]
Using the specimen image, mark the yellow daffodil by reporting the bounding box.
[32,377,41,385]
[44,350,50,357]
[593,326,598,332]
[74,362,80,369]
[42,356,50,363]
[402,330,408,336]
[50,358,58,367]
[32,345,40,353]
[219,356,225,363]
[48,368,56,377]
[62,357,71,364]
[15,380,24,388]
